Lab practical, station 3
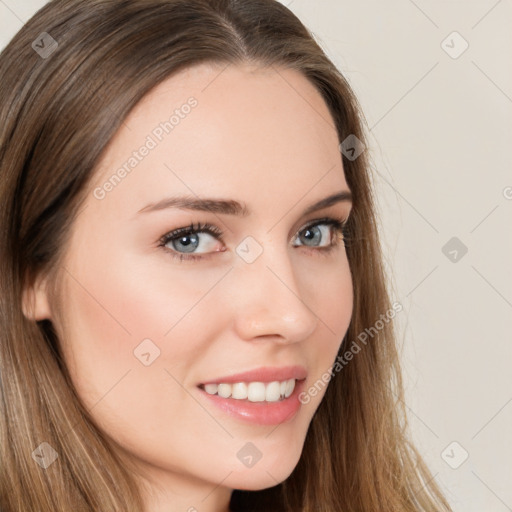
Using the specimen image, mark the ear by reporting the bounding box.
[22,275,52,321]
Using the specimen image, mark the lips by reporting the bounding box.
[198,365,307,385]
[196,365,307,425]
[197,378,306,425]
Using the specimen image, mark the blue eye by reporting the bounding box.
[159,218,349,263]
[159,222,223,262]
[293,222,339,248]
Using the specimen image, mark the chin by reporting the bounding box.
[228,448,302,491]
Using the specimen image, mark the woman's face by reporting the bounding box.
[45,63,353,510]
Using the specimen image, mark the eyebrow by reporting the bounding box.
[137,190,352,217]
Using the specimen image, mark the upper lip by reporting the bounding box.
[199,365,307,385]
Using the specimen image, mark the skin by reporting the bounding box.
[26,62,354,512]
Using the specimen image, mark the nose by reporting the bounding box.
[231,242,318,345]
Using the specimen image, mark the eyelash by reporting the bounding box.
[158,216,350,263]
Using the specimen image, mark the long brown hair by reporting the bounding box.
[0,1,452,510]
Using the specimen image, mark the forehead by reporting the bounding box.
[89,62,348,213]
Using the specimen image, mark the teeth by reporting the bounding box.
[247,382,266,402]
[204,383,218,395]
[202,379,296,402]
[232,382,248,399]
[265,381,281,402]
[217,383,232,398]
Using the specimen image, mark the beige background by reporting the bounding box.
[1,1,511,510]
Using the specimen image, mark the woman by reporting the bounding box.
[0,0,453,511]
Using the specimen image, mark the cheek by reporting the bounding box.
[58,252,228,392]
[299,255,353,407]
[303,252,353,347]
[322,256,353,323]
[56,254,235,467]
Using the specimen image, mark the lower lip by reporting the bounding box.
[197,380,305,426]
